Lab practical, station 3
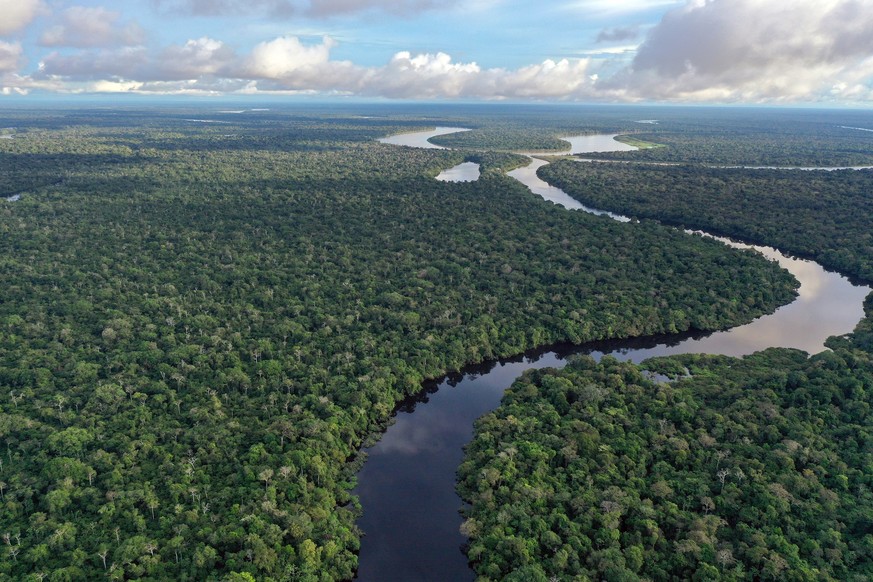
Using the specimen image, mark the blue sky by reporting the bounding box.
[2,0,873,103]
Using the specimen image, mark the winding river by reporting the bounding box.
[356,129,871,581]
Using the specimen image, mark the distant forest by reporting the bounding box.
[1,104,872,580]
[461,109,873,580]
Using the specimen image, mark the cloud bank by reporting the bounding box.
[40,7,145,48]
[4,0,873,102]
[28,35,600,99]
[0,42,24,73]
[0,0,42,35]
[615,0,873,102]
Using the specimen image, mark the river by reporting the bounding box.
[354,129,871,581]
[378,127,471,149]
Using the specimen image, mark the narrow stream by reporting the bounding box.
[354,130,871,581]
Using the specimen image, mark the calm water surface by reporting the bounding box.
[436,162,481,183]
[354,129,871,581]
[380,128,482,182]
[378,127,470,149]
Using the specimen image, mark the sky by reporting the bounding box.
[1,0,873,103]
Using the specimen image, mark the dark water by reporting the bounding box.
[354,130,871,581]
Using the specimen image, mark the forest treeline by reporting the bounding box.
[540,161,873,281]
[0,108,796,580]
[458,306,873,580]
[577,110,873,166]
[459,116,873,580]
[430,107,873,166]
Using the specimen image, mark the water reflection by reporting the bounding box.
[355,128,871,582]
[436,162,480,183]
[377,127,470,149]
[507,158,629,220]
[517,133,638,157]
[724,165,873,171]
[355,356,561,582]
[505,145,870,357]
[508,134,636,218]
[563,134,638,155]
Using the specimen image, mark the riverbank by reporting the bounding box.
[354,128,868,581]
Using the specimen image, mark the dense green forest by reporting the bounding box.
[458,109,873,581]
[577,110,873,166]
[458,308,873,581]
[540,161,873,281]
[429,106,873,166]
[0,106,798,580]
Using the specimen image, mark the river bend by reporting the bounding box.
[354,129,871,581]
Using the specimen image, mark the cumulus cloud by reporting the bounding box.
[31,35,353,93]
[612,0,873,102]
[35,38,237,83]
[365,51,480,98]
[158,37,236,79]
[26,34,600,99]
[237,35,364,91]
[40,7,145,48]
[0,42,23,73]
[16,0,873,103]
[0,0,42,35]
[36,47,149,81]
[485,58,598,99]
[354,52,599,100]
[244,36,338,78]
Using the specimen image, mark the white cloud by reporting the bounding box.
[0,42,23,73]
[356,52,599,100]
[612,0,873,102]
[88,79,144,93]
[14,1,873,103]
[26,33,601,100]
[1,86,29,96]
[479,58,596,99]
[0,0,42,35]
[365,51,480,98]
[158,37,236,79]
[244,36,337,78]
[577,45,639,57]
[40,7,145,48]
[35,37,235,84]
[37,47,149,81]
[238,36,365,91]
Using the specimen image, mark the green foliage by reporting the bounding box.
[459,340,873,580]
[540,160,873,281]
[0,107,796,579]
[581,108,873,166]
[457,105,873,581]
